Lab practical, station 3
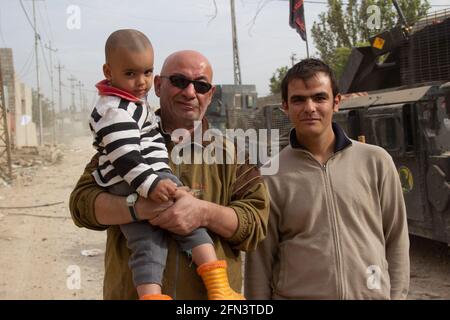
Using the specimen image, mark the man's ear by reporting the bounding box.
[280,101,289,115]
[333,93,341,113]
[206,85,216,103]
[154,75,161,97]
[103,64,111,80]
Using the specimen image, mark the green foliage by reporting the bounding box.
[269,66,289,95]
[310,0,430,78]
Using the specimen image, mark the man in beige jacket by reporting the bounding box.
[245,58,410,299]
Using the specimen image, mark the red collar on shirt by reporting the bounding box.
[95,79,141,103]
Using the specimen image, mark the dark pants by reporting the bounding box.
[110,172,213,287]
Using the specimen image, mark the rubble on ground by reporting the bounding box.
[12,145,64,167]
[0,144,64,187]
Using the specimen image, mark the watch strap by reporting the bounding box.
[127,194,139,222]
[128,205,139,222]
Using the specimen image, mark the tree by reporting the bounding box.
[269,66,289,95]
[310,0,430,78]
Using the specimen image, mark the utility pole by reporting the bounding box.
[230,0,242,85]
[76,81,84,112]
[0,59,12,182]
[32,0,43,145]
[55,63,64,112]
[290,53,297,67]
[67,75,77,113]
[45,41,57,144]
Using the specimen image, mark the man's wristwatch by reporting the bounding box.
[126,193,139,222]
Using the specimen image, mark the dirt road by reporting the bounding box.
[0,135,448,299]
[0,136,105,299]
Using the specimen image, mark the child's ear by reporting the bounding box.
[103,64,112,80]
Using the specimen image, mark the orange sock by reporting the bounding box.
[140,294,172,300]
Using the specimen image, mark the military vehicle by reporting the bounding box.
[255,7,450,245]
[334,7,450,246]
[207,84,258,132]
[259,7,450,245]
[205,5,450,245]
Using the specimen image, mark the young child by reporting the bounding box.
[89,29,244,300]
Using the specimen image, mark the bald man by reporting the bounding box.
[89,30,247,300]
[70,49,269,300]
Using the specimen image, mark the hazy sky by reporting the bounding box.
[1,0,449,110]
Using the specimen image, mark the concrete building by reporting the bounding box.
[0,48,38,147]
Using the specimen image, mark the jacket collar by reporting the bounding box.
[95,79,142,103]
[290,122,352,153]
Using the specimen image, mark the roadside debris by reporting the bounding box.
[81,249,103,257]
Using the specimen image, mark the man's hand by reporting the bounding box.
[148,188,205,235]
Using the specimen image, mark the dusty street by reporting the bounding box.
[0,135,449,300]
[0,135,105,299]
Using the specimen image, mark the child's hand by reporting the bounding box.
[149,179,177,202]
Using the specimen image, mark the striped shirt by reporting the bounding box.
[89,94,170,198]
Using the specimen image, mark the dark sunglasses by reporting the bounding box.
[160,75,212,94]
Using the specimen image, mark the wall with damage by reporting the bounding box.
[0,48,38,148]
[14,81,37,147]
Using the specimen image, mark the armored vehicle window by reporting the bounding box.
[374,117,398,151]
[403,104,416,152]
[246,95,254,109]
[446,94,450,117]
[234,94,242,109]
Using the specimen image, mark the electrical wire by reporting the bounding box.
[39,39,52,83]
[19,0,37,34]
[0,8,8,47]
[17,47,35,79]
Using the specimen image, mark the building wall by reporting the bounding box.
[1,48,38,147]
[0,48,16,146]
[15,81,37,147]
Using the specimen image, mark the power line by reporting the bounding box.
[39,39,52,83]
[36,2,51,43]
[301,0,450,5]
[43,1,55,41]
[17,47,35,79]
[0,8,8,47]
[76,2,204,24]
[19,0,37,33]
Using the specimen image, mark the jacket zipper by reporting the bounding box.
[301,148,347,299]
[321,162,345,299]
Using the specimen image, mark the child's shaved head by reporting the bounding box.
[105,29,153,63]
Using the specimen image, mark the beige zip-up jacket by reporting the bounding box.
[245,124,410,300]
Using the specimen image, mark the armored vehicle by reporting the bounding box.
[334,7,450,245]
[254,8,450,245]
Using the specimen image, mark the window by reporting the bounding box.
[374,117,398,151]
[246,95,254,109]
[234,94,242,109]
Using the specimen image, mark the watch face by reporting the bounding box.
[127,193,138,205]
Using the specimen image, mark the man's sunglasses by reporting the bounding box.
[160,75,212,94]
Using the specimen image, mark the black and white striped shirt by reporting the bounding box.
[89,95,170,198]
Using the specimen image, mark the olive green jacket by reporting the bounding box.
[69,117,269,299]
